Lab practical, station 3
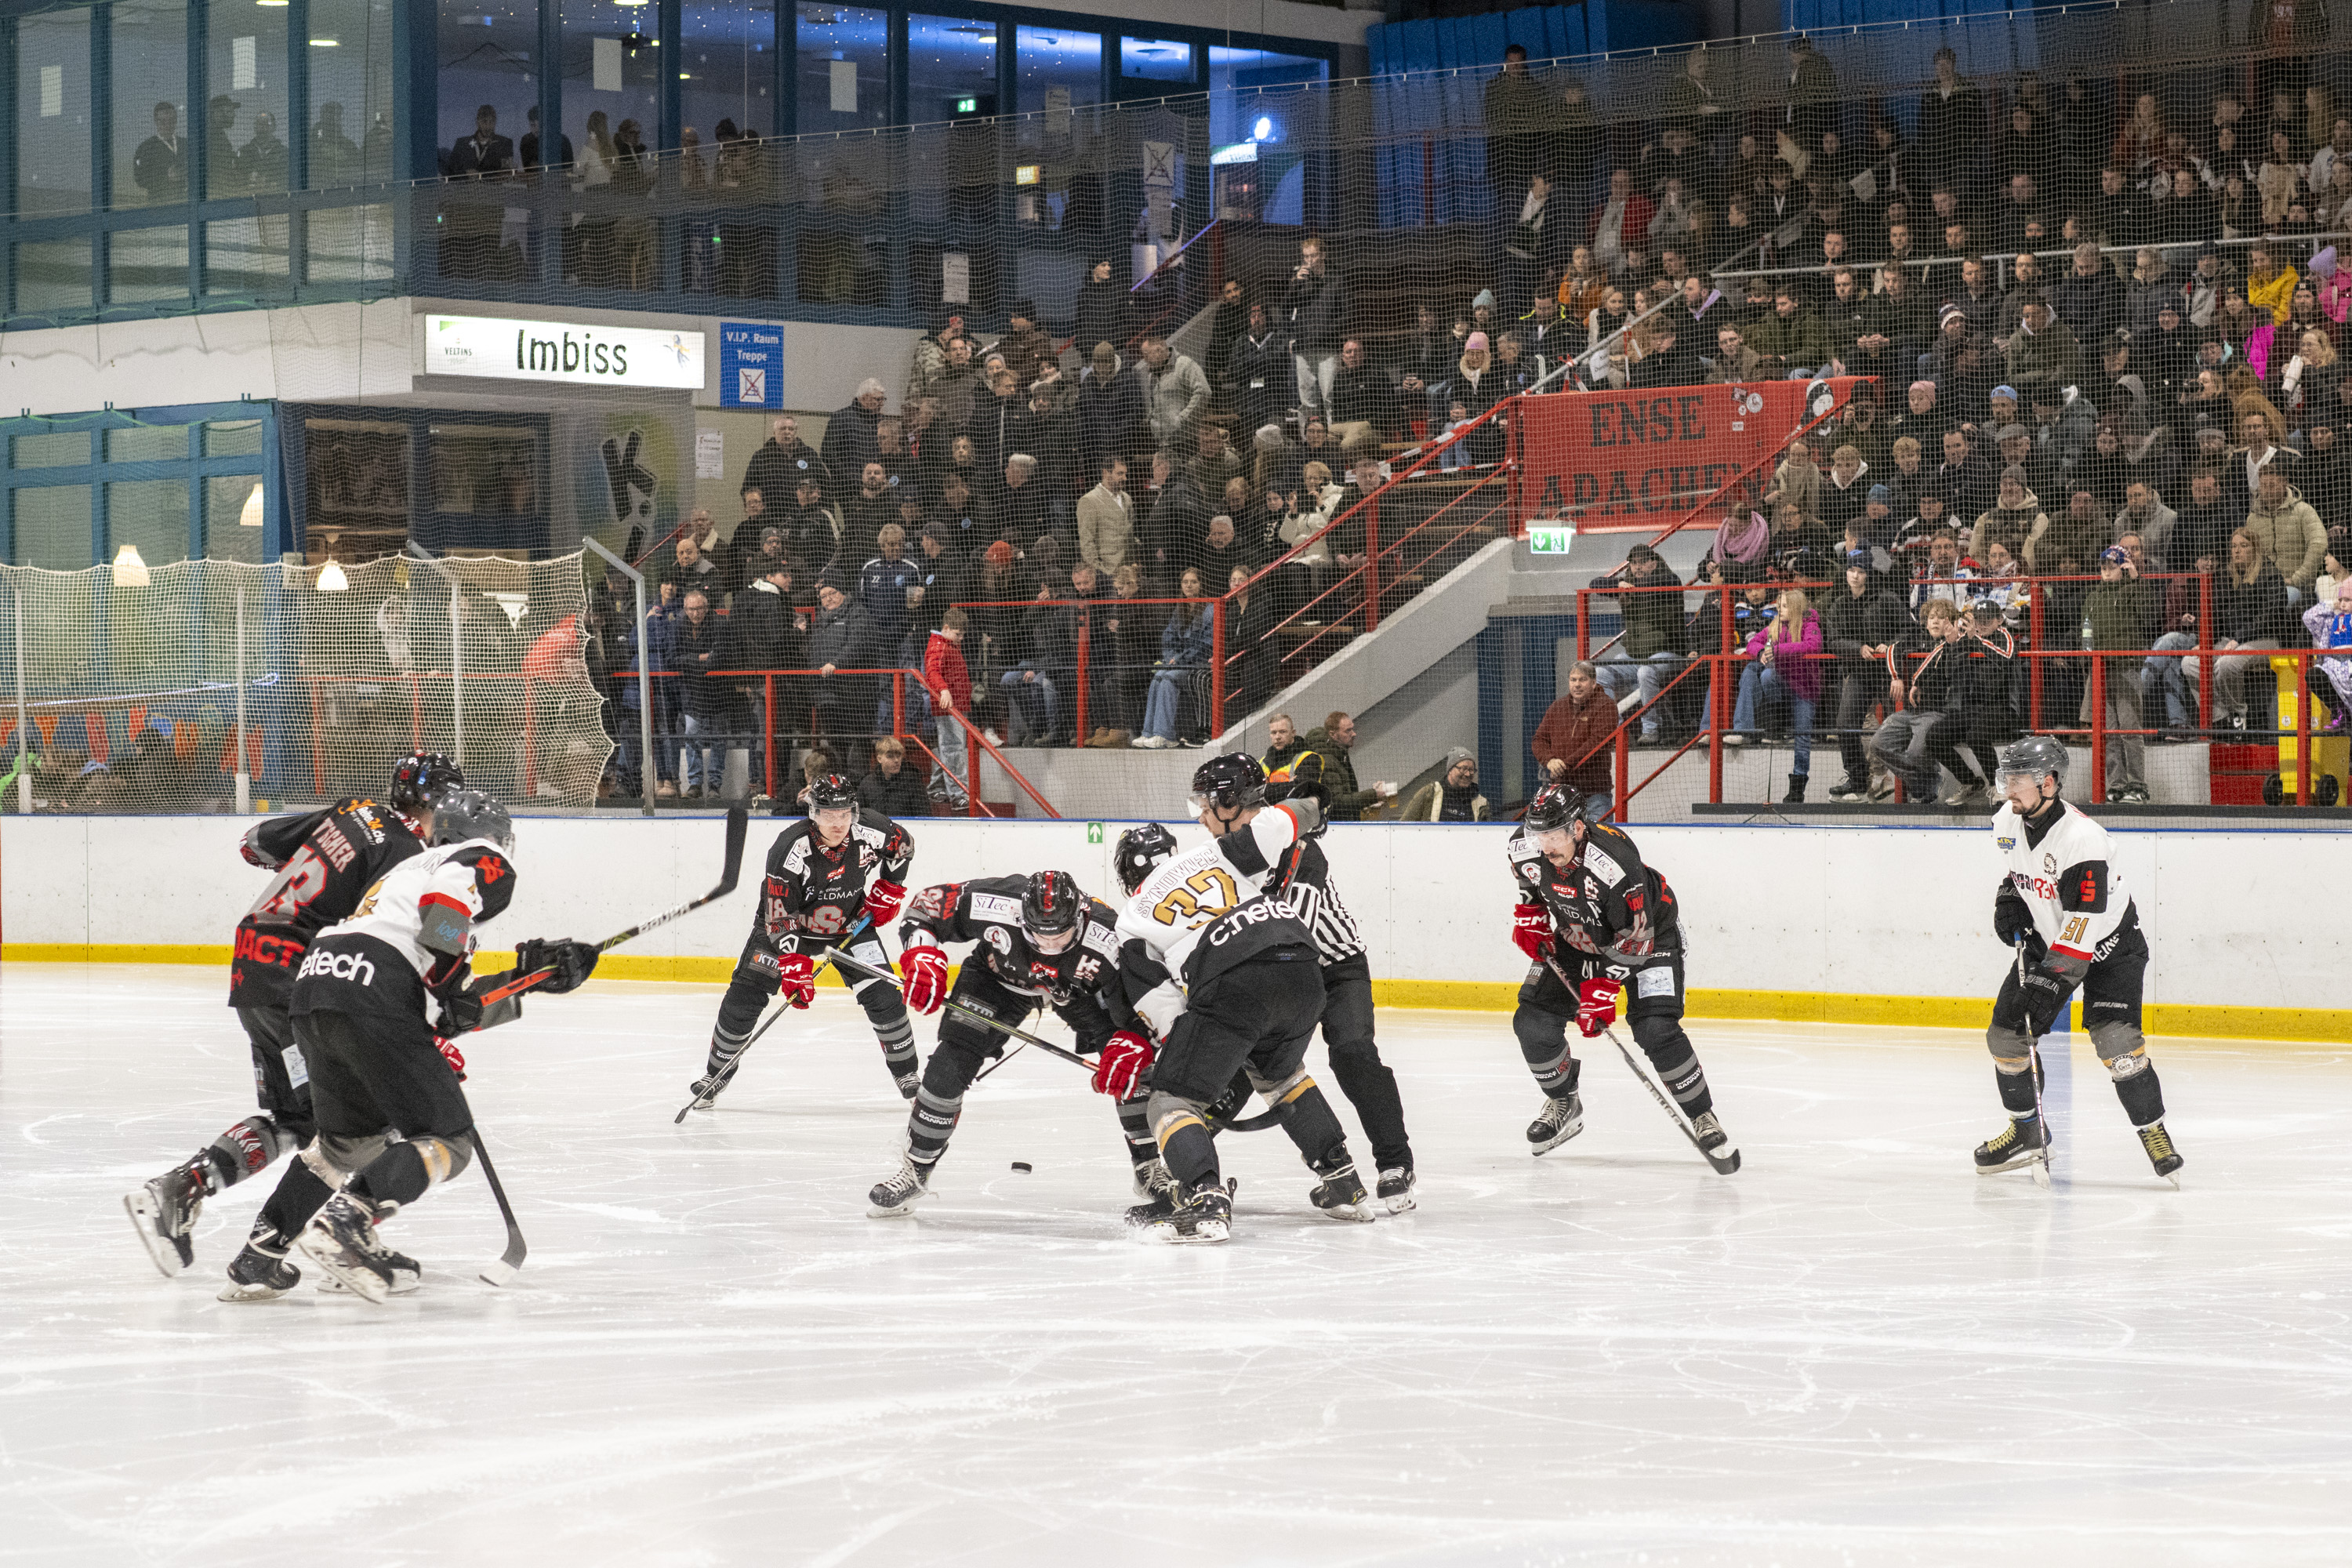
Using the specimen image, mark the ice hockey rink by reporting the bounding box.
[7,964,2349,1567]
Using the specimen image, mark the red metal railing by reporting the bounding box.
[941,595,1223,744]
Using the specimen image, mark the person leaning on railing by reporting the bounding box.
[2081,545,2161,804]
[1532,662,1615,825]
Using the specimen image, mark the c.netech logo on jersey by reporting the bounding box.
[297,947,377,986]
[421,314,706,389]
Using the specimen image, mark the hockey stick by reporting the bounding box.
[468,1130,528,1286]
[483,806,750,1006]
[822,945,1096,1070]
[1537,952,1734,1175]
[2014,939,2055,1189]
[673,916,875,1123]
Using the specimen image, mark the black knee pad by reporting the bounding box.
[920,1038,993,1098]
[858,982,909,1028]
[715,980,771,1038]
[1632,1013,1690,1067]
[1512,1004,1570,1067]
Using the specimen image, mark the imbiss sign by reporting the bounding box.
[420,314,707,389]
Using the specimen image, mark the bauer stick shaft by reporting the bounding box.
[468,1130,528,1285]
[822,945,1094,1069]
[484,806,750,1005]
[673,916,874,1122]
[2014,939,2054,1188]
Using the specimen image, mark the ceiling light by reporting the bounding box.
[256,0,290,7]
[308,36,339,45]
[111,543,151,589]
[316,557,349,592]
[238,482,264,528]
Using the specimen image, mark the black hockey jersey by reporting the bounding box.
[1507,818,1682,966]
[898,875,1123,1050]
[229,799,427,1010]
[758,808,915,952]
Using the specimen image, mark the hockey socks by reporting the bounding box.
[1994,1058,2041,1120]
[873,1013,921,1098]
[2109,1052,2166,1127]
[1639,1029,1715,1120]
[1514,1008,1579,1098]
[198,1112,301,1194]
[257,1156,339,1246]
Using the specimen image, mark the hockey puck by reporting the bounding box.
[1010,1161,1033,1173]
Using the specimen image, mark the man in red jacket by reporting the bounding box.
[1531,659,1617,822]
[924,608,974,810]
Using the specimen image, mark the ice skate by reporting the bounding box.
[891,1065,921,1102]
[1527,1093,1584,1155]
[1690,1111,1742,1174]
[293,1192,401,1305]
[216,1241,301,1302]
[1129,1158,1177,1205]
[1973,1116,2048,1176]
[318,1247,421,1297]
[685,1052,744,1112]
[2136,1122,2184,1186]
[1308,1159,1374,1222]
[1142,1178,1233,1244]
[123,1162,206,1277]
[867,1154,931,1217]
[1377,1165,1418,1215]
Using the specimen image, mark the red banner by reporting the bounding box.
[1515,377,1867,532]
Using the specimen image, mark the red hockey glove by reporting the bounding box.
[1093,1032,1156,1099]
[1575,976,1621,1039]
[864,879,909,927]
[902,944,949,1015]
[434,1035,467,1080]
[1512,902,1553,962]
[775,951,816,1010]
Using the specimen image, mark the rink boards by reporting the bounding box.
[2,814,2346,1042]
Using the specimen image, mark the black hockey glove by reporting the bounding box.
[516,937,600,996]
[2017,963,2070,1039]
[437,981,485,1036]
[1992,884,2037,950]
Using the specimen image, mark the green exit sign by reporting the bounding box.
[1529,524,1576,554]
[956,96,978,113]
[1086,822,1105,844]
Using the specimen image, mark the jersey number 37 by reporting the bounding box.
[1152,867,1238,930]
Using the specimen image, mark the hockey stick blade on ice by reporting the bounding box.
[485,806,750,1006]
[469,1131,528,1285]
[673,916,873,1122]
[1539,953,1735,1175]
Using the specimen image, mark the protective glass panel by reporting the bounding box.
[107,226,191,303]
[796,4,886,136]
[205,0,290,199]
[205,474,268,563]
[13,240,95,319]
[308,0,399,187]
[15,9,95,218]
[436,0,536,162]
[11,485,93,568]
[13,432,92,468]
[111,0,191,210]
[107,426,191,463]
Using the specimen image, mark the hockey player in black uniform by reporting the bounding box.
[123,750,461,1283]
[1105,756,1374,1243]
[1506,786,1739,1169]
[688,773,920,1109]
[1976,735,2183,1183]
[221,789,600,1302]
[866,870,1127,1215]
[1211,752,1417,1213]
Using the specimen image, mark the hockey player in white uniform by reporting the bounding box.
[1101,754,1374,1242]
[1975,735,2184,1184]
[217,790,601,1301]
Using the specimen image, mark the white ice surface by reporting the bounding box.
[5,963,2350,1566]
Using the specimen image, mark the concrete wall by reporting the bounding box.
[7,814,2345,1037]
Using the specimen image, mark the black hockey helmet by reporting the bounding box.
[1995,735,2069,789]
[1021,870,1083,940]
[429,787,514,853]
[389,751,464,812]
[805,772,858,813]
[1523,784,1588,833]
[1188,753,1267,817]
[1114,823,1178,895]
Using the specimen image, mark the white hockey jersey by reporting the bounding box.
[1991,801,2134,963]
[293,837,518,1029]
[1113,805,1315,1037]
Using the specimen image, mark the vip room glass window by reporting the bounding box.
[682,0,774,150]
[562,0,659,184]
[1119,38,1192,85]
[111,0,191,210]
[437,0,538,165]
[906,15,996,124]
[204,0,290,199]
[309,0,399,187]
[15,9,95,219]
[795,4,886,136]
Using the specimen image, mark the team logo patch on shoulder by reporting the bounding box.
[2042,853,2058,876]
[1081,920,1120,959]
[1583,847,1626,887]
[1996,836,2016,851]
[983,926,1013,955]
